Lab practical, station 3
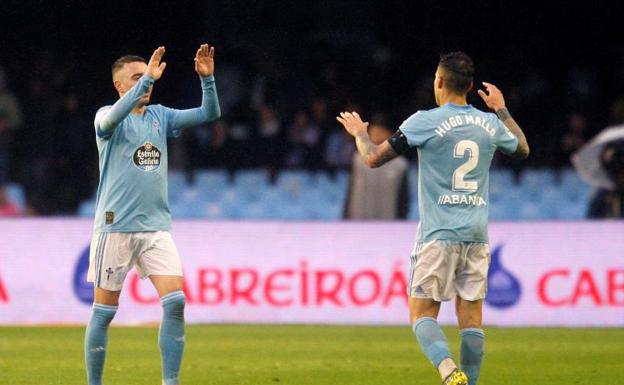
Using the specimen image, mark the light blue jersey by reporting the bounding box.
[93,74,220,232]
[399,103,518,243]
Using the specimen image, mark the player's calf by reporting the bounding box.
[85,303,118,385]
[159,290,186,385]
[460,328,484,385]
[413,316,461,381]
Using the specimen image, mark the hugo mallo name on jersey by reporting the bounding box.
[398,104,518,243]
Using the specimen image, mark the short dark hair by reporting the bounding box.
[111,55,147,77]
[438,51,474,94]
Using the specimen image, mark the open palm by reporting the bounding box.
[146,46,167,80]
[195,44,215,77]
[336,111,369,137]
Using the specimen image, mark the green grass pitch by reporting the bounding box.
[1,325,623,384]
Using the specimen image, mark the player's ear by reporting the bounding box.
[113,79,125,95]
[467,80,474,93]
[436,75,444,90]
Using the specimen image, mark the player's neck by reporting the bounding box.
[131,106,147,115]
[440,93,468,106]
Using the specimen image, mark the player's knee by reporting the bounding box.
[91,303,118,327]
[455,299,482,328]
[410,309,429,325]
[161,291,185,320]
[457,313,481,329]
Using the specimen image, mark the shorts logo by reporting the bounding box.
[133,141,161,172]
[486,244,522,308]
[105,267,114,280]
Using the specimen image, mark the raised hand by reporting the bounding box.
[336,111,369,137]
[146,46,167,81]
[194,44,215,77]
[477,82,506,111]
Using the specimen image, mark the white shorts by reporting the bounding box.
[88,231,183,291]
[408,240,490,302]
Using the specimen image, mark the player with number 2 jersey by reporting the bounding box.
[336,52,529,385]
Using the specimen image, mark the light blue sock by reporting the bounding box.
[160,291,186,385]
[460,328,484,385]
[85,303,117,385]
[413,317,452,368]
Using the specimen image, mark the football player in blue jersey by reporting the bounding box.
[337,52,529,385]
[85,44,221,385]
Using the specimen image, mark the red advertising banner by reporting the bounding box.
[1,219,622,326]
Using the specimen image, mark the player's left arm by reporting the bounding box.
[336,111,399,168]
[478,82,529,159]
[165,44,221,135]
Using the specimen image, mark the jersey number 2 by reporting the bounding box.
[452,140,479,191]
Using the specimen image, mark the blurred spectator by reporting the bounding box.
[0,67,22,187]
[344,122,409,220]
[205,120,229,167]
[255,106,285,174]
[565,68,597,105]
[588,139,624,218]
[285,111,322,169]
[19,73,61,213]
[47,92,95,213]
[557,112,588,168]
[184,120,229,170]
[310,98,332,132]
[324,126,355,171]
[225,105,255,170]
[609,98,624,125]
[0,187,20,217]
[215,61,247,117]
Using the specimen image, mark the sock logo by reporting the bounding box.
[90,346,106,353]
[486,244,522,308]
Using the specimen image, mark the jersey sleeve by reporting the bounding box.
[492,114,519,155]
[94,106,113,139]
[94,75,155,138]
[398,111,434,147]
[161,75,221,138]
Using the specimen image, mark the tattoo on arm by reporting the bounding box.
[354,133,398,167]
[355,133,377,161]
[495,108,530,159]
[495,107,512,121]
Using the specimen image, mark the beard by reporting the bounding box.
[136,94,151,107]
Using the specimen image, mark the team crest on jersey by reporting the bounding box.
[133,141,161,171]
[152,120,161,136]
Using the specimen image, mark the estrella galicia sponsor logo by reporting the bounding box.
[133,141,161,171]
[73,245,94,305]
[486,244,522,309]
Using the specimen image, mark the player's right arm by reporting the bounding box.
[336,111,399,168]
[95,47,167,137]
[478,82,530,159]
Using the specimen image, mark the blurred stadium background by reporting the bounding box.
[1,1,623,385]
[1,1,623,219]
